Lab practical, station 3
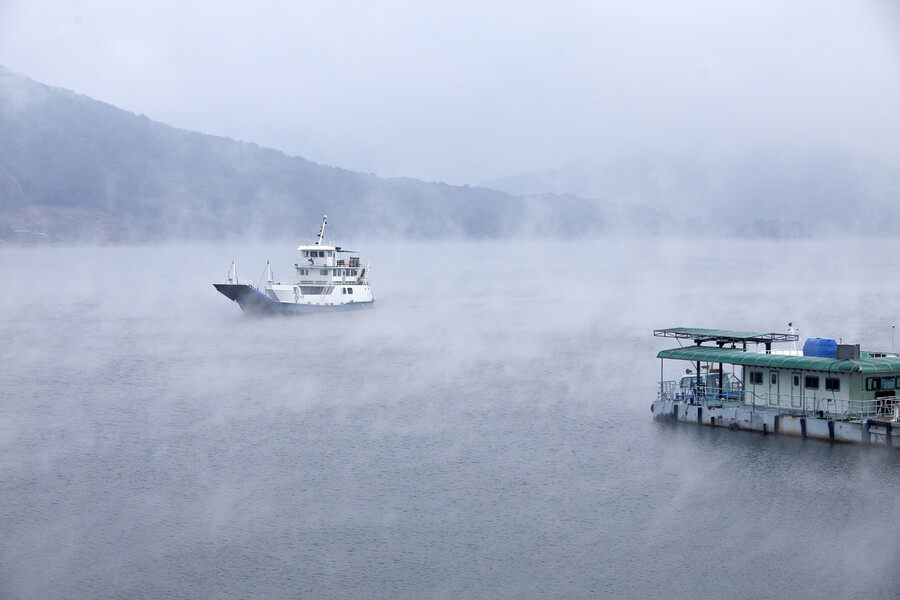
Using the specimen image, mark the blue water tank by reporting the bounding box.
[803,337,838,358]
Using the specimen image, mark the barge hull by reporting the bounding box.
[651,400,899,447]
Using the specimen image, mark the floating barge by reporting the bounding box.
[652,327,900,446]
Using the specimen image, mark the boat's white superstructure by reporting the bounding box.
[214,215,374,314]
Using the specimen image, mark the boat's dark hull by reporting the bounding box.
[214,283,373,315]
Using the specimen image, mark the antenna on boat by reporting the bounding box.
[316,215,327,246]
[256,261,274,289]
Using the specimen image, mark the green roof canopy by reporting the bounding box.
[657,346,900,374]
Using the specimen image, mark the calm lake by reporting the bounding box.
[2,238,899,599]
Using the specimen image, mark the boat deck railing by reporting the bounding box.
[658,381,899,422]
[286,276,369,286]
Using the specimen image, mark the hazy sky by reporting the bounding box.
[2,0,899,185]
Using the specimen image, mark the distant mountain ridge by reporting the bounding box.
[5,65,894,244]
[483,150,900,239]
[0,66,658,243]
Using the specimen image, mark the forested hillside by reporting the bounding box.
[0,67,655,243]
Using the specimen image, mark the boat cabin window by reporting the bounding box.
[320,269,328,276]
[749,371,763,385]
[825,377,840,391]
[327,251,333,257]
[865,376,898,392]
[804,376,819,390]
[347,287,353,294]
[793,375,800,387]
[770,373,778,385]
[298,269,308,275]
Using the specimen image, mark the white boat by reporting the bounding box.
[214,215,374,314]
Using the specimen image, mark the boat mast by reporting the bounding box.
[316,215,327,246]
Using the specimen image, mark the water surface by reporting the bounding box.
[2,239,899,599]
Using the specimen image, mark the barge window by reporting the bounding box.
[770,373,778,385]
[882,377,896,391]
[867,377,881,391]
[825,377,840,391]
[804,376,819,390]
[749,371,763,385]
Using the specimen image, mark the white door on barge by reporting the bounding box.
[791,372,803,409]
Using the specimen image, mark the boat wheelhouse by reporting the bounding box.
[214,215,374,314]
[652,327,900,446]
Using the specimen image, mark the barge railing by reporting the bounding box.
[657,381,899,421]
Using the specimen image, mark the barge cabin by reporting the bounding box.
[652,327,900,446]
